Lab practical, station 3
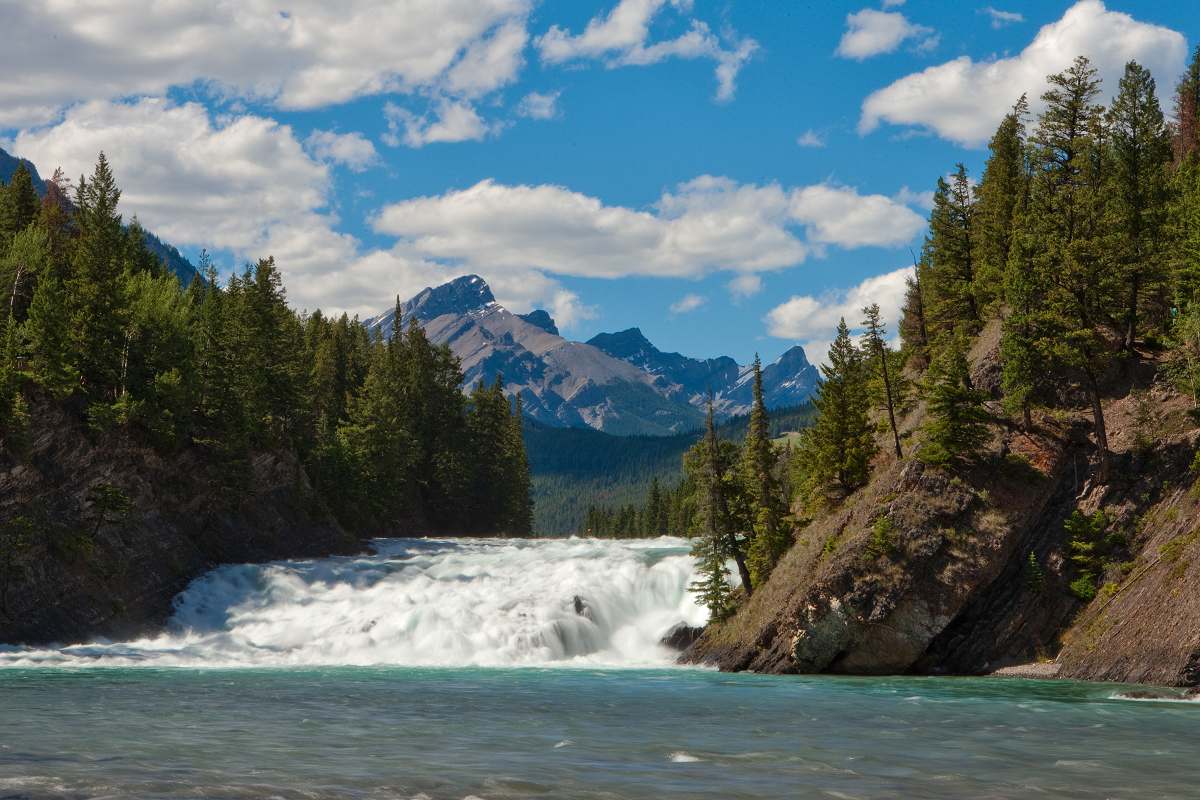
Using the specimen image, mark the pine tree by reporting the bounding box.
[505,393,534,536]
[919,335,990,465]
[689,529,733,621]
[1172,45,1200,165]
[1025,56,1117,481]
[68,154,127,400]
[0,164,40,255]
[2,225,50,325]
[1001,160,1041,430]
[926,164,980,336]
[742,356,790,585]
[22,274,76,398]
[1107,61,1172,354]
[974,95,1029,312]
[809,319,876,493]
[899,252,931,370]
[861,304,902,458]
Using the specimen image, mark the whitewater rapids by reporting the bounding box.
[0,537,709,668]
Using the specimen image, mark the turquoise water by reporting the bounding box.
[0,539,1196,798]
[1,668,1197,799]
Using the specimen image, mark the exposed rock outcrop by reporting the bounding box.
[0,399,362,646]
[685,328,1200,688]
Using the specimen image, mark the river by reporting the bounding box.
[0,537,1196,799]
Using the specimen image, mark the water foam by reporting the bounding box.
[0,537,708,668]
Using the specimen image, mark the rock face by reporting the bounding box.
[685,330,1200,688]
[367,276,704,436]
[660,623,704,651]
[587,328,820,416]
[0,399,360,646]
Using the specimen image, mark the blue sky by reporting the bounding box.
[1,1,1193,364]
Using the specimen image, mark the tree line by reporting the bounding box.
[603,51,1200,621]
[0,154,532,537]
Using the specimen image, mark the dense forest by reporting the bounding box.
[533,404,812,536]
[658,52,1200,620]
[0,156,532,539]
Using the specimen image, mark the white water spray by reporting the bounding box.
[0,537,708,668]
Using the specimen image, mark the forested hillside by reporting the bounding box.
[550,399,813,537]
[0,155,533,557]
[678,52,1200,687]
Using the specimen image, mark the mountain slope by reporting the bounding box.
[367,275,820,436]
[587,327,820,415]
[368,276,704,436]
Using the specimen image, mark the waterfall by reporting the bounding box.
[0,537,708,668]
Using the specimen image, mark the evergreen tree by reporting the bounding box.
[2,225,50,324]
[899,253,931,370]
[742,356,790,585]
[861,304,903,458]
[1001,157,1041,430]
[505,393,534,535]
[809,319,876,493]
[1172,45,1200,165]
[67,154,127,400]
[1024,56,1117,481]
[690,396,748,610]
[0,164,40,254]
[689,529,733,621]
[974,95,1029,311]
[919,335,990,465]
[926,164,980,336]
[1106,61,1171,353]
[22,274,76,398]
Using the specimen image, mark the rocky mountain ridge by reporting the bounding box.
[367,275,819,436]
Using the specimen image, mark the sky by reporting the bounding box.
[0,0,1194,365]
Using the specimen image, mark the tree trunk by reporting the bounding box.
[878,345,903,458]
[728,534,753,595]
[1123,271,1140,355]
[1022,400,1032,432]
[1084,368,1110,483]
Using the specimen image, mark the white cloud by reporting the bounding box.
[305,130,380,172]
[548,289,598,329]
[882,0,906,7]
[536,0,758,102]
[796,129,826,148]
[860,0,1187,147]
[764,265,914,364]
[981,7,1025,29]
[0,1,534,129]
[383,99,493,148]
[893,185,935,211]
[8,97,593,322]
[371,175,924,281]
[835,9,938,60]
[789,185,925,249]
[516,91,562,120]
[670,293,707,314]
[727,274,763,299]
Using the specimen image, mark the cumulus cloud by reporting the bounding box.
[981,7,1025,29]
[383,99,493,148]
[516,91,562,120]
[835,9,938,60]
[0,1,534,129]
[669,293,707,314]
[727,274,763,299]
[305,130,380,172]
[536,0,758,102]
[796,129,825,148]
[764,265,914,364]
[8,97,594,322]
[371,175,924,281]
[860,0,1186,147]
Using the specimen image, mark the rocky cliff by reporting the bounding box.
[0,399,361,646]
[686,328,1200,688]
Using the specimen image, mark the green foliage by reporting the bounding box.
[0,154,531,538]
[868,515,896,559]
[919,337,990,465]
[1065,509,1114,601]
[689,530,733,621]
[808,319,875,493]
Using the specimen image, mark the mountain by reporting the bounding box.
[368,276,705,436]
[587,328,820,416]
[0,147,200,287]
[367,275,821,436]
